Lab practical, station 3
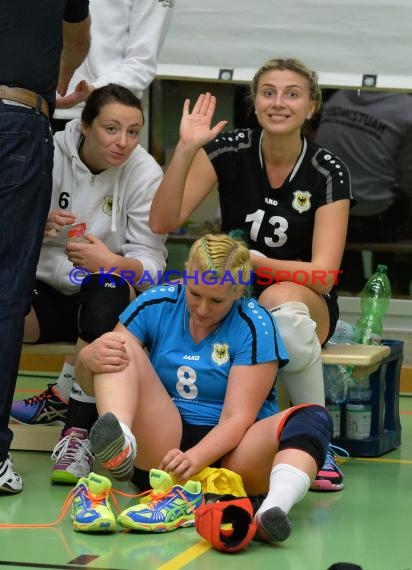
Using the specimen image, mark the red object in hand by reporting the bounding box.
[67,222,87,239]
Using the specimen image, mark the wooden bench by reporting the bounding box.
[10,342,391,452]
[20,342,76,356]
[321,343,390,376]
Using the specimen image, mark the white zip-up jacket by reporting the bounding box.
[36,119,167,295]
[66,0,173,98]
[54,0,173,120]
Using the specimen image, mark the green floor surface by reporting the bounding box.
[1,375,411,570]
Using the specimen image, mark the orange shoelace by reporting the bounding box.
[136,486,197,513]
[0,485,145,529]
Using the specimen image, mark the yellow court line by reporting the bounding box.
[355,457,412,465]
[157,539,212,570]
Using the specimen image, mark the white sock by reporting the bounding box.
[54,362,75,402]
[119,421,137,459]
[69,382,97,404]
[256,464,310,516]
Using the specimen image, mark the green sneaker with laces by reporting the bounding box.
[71,472,116,532]
[117,469,203,533]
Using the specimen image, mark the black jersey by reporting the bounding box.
[205,129,352,263]
[0,0,89,113]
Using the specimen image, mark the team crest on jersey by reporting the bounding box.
[102,195,119,216]
[212,343,229,366]
[292,190,312,213]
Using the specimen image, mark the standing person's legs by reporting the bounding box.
[0,104,53,492]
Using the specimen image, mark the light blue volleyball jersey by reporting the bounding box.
[120,284,288,426]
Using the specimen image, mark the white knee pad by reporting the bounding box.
[270,301,324,405]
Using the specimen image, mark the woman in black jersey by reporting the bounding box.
[150,58,353,492]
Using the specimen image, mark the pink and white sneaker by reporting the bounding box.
[51,427,94,484]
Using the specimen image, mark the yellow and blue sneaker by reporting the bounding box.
[71,472,116,532]
[117,469,203,533]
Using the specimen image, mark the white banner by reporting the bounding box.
[158,1,412,89]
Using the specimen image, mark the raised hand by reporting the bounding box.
[179,92,227,149]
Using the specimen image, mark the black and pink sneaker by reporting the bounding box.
[310,445,349,492]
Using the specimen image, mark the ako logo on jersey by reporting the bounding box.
[292,190,312,213]
[212,343,229,366]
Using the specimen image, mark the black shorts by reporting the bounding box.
[180,421,215,453]
[131,420,219,491]
[32,280,80,343]
[323,287,339,345]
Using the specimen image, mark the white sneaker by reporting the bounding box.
[51,427,94,484]
[0,454,23,493]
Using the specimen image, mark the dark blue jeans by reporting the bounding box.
[0,101,54,460]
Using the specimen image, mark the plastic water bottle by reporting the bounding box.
[324,364,354,437]
[324,365,353,404]
[346,386,372,439]
[327,319,355,345]
[353,264,391,345]
[326,398,341,438]
[324,319,356,436]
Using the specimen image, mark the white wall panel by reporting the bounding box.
[159,1,412,89]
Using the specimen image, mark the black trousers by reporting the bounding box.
[339,193,410,293]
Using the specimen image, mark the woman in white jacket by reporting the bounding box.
[55,0,173,112]
[11,84,167,484]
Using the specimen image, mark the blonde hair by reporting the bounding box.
[187,233,252,293]
[249,57,322,113]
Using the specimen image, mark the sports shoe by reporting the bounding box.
[0,454,23,494]
[117,468,203,533]
[10,383,67,425]
[51,427,94,484]
[310,444,349,492]
[71,472,116,532]
[89,412,135,481]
